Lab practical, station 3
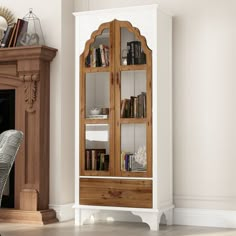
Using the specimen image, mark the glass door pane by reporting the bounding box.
[85,124,110,171]
[85,72,110,119]
[120,70,146,118]
[121,124,147,172]
[85,28,110,68]
[120,27,146,66]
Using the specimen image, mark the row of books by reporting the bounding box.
[85,44,109,67]
[120,92,146,118]
[121,152,146,172]
[0,18,28,48]
[127,41,146,65]
[85,148,109,171]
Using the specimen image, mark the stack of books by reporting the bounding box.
[85,44,109,67]
[0,18,28,48]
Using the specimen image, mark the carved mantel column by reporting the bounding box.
[19,72,40,112]
[0,46,57,224]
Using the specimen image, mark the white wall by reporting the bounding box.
[2,0,75,219]
[74,0,236,213]
[171,0,236,211]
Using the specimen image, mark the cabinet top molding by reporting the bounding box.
[0,45,57,62]
[73,4,159,16]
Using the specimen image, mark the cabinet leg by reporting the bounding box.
[131,211,160,231]
[75,208,99,225]
[165,208,173,225]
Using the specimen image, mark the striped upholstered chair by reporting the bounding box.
[0,130,23,208]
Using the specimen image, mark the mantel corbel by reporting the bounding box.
[19,72,40,113]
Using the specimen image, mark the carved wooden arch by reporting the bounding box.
[114,19,152,56]
[81,19,152,60]
[82,21,111,59]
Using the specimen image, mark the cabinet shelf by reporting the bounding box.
[120,118,147,124]
[119,64,147,71]
[120,170,148,178]
[84,67,110,73]
[83,170,110,176]
[85,119,109,124]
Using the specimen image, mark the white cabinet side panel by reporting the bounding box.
[156,11,173,209]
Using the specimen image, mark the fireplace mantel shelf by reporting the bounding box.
[0,45,57,62]
[0,45,57,224]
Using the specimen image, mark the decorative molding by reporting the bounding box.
[74,205,174,230]
[174,194,236,202]
[174,208,236,228]
[19,73,39,112]
[49,203,74,222]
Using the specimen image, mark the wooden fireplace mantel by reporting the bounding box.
[0,46,58,224]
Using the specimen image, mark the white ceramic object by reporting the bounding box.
[90,108,101,115]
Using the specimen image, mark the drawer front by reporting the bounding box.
[80,178,152,208]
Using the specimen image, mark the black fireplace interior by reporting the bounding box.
[0,89,15,208]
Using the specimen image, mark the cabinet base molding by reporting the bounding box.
[174,208,236,228]
[49,203,75,222]
[0,208,58,225]
[75,205,174,231]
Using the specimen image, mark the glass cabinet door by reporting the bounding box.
[115,22,152,177]
[80,23,114,176]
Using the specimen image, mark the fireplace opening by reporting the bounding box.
[0,89,15,208]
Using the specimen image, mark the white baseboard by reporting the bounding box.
[49,203,74,222]
[174,208,236,228]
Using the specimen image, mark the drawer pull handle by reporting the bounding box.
[108,190,122,198]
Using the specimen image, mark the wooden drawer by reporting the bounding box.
[80,178,152,208]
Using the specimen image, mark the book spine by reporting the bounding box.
[92,48,96,67]
[99,44,106,67]
[1,26,14,48]
[104,46,109,66]
[91,150,96,170]
[85,150,91,170]
[104,154,109,171]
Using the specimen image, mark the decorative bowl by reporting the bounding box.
[89,108,101,115]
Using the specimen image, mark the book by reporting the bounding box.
[12,19,26,47]
[127,41,143,65]
[120,99,126,118]
[91,47,96,67]
[104,154,109,171]
[16,20,29,46]
[96,47,102,67]
[1,25,14,47]
[7,23,17,47]
[99,153,105,170]
[85,148,106,171]
[99,44,106,67]
[104,45,109,66]
[85,149,91,170]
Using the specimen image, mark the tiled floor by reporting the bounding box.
[1,221,236,236]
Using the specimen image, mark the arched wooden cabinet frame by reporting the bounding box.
[79,19,152,178]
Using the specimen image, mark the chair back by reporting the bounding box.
[0,130,23,207]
